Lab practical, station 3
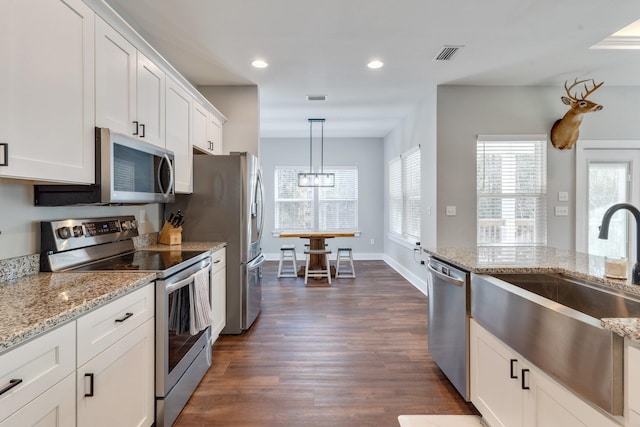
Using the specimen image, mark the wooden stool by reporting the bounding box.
[304,249,332,284]
[335,247,356,278]
[277,244,298,278]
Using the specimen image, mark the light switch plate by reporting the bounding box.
[558,191,569,202]
[555,206,569,216]
[446,206,457,216]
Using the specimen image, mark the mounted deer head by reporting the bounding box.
[550,78,603,150]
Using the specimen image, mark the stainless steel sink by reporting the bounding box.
[471,272,640,416]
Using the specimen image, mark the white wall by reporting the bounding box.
[259,137,384,259]
[383,85,640,282]
[0,179,161,260]
[383,88,437,287]
[435,85,640,250]
[198,85,260,157]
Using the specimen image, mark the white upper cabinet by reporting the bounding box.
[166,79,193,193]
[192,100,223,155]
[96,18,165,148]
[95,17,137,136]
[136,53,165,148]
[0,0,95,184]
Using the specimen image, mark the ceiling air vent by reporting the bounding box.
[306,95,327,101]
[433,45,464,61]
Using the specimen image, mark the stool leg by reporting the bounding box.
[304,253,310,284]
[335,251,342,277]
[278,252,284,278]
[349,250,355,278]
[326,253,331,284]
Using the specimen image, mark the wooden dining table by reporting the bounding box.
[278,231,356,280]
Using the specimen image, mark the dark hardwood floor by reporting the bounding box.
[175,260,476,426]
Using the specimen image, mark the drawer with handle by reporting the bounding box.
[211,248,226,274]
[0,321,75,422]
[77,283,154,366]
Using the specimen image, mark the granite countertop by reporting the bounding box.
[425,246,640,343]
[0,241,226,354]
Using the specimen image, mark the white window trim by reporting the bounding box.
[388,145,421,244]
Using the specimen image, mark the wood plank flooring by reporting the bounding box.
[175,260,477,426]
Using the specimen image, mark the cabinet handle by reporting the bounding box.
[84,373,94,397]
[510,359,518,379]
[115,312,134,323]
[133,121,139,136]
[213,259,221,264]
[140,123,146,138]
[0,379,22,396]
[521,368,530,390]
[0,143,7,166]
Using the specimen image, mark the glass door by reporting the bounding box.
[576,141,640,259]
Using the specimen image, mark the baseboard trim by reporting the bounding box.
[382,254,429,296]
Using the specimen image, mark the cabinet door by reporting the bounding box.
[0,374,75,427]
[523,364,620,427]
[192,101,212,154]
[470,319,523,427]
[0,0,95,183]
[137,53,165,148]
[208,114,223,155]
[211,268,227,340]
[77,318,154,427]
[95,17,137,137]
[166,79,193,193]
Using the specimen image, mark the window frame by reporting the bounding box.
[274,165,359,232]
[476,134,547,247]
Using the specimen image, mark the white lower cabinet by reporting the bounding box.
[210,248,227,341]
[76,318,154,427]
[76,283,154,427]
[0,373,76,427]
[626,342,640,427]
[471,319,621,427]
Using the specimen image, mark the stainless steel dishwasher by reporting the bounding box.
[426,257,470,401]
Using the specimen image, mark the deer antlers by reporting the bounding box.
[563,78,604,102]
[550,77,604,150]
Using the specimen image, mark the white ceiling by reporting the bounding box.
[104,0,640,138]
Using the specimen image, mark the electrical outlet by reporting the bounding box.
[558,191,569,202]
[446,206,457,216]
[370,238,375,245]
[555,206,569,216]
[139,209,146,224]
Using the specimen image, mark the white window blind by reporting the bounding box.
[477,135,547,246]
[274,166,358,231]
[388,147,421,241]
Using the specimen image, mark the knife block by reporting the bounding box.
[158,221,182,245]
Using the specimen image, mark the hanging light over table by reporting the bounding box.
[298,118,335,187]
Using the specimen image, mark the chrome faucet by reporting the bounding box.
[598,203,640,284]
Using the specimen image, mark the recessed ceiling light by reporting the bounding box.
[367,60,384,69]
[251,59,269,68]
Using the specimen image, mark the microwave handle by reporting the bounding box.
[158,153,175,198]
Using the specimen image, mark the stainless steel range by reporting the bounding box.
[40,215,213,427]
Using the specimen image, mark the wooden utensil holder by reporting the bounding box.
[158,221,182,245]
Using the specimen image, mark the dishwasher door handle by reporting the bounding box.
[427,264,465,287]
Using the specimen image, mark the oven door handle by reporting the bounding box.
[427,264,464,287]
[165,263,211,294]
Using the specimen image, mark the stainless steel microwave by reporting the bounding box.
[34,128,175,206]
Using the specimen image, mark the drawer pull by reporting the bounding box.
[0,143,7,166]
[521,368,530,390]
[140,123,146,138]
[133,121,139,136]
[85,373,94,397]
[0,379,22,396]
[115,312,134,323]
[213,259,221,264]
[510,359,518,379]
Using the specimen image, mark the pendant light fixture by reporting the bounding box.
[298,118,335,187]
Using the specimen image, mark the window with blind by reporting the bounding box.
[274,166,358,230]
[389,147,421,241]
[476,135,547,246]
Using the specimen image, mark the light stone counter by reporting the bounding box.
[0,271,156,353]
[425,246,640,343]
[0,240,225,353]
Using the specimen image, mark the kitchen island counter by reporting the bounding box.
[425,246,640,343]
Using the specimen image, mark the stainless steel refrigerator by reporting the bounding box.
[174,152,264,334]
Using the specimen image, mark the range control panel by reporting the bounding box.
[41,216,139,253]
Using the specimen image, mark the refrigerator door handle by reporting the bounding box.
[247,253,265,269]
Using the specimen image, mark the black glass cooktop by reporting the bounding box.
[72,250,207,273]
